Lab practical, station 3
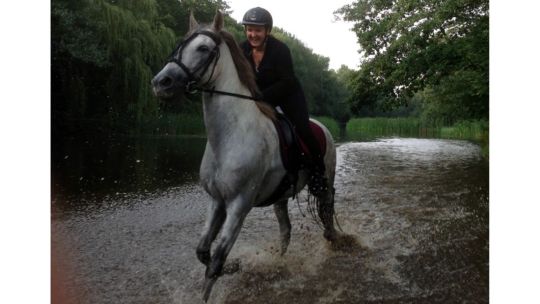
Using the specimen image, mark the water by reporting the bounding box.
[52,136,488,303]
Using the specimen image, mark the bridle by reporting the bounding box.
[168,30,221,93]
[168,30,258,101]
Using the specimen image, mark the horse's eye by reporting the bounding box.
[197,45,210,52]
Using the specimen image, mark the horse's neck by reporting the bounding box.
[202,46,266,157]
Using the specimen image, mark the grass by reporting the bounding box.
[440,120,489,141]
[132,113,489,158]
[346,117,489,158]
[440,120,489,158]
[346,117,443,140]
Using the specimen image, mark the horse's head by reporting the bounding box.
[152,11,224,100]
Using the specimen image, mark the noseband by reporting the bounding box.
[168,30,222,92]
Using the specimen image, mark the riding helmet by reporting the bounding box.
[241,7,273,32]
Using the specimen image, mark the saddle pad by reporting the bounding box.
[273,115,327,172]
[259,117,327,207]
[300,121,327,158]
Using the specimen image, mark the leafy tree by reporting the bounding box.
[270,29,351,119]
[336,0,488,122]
[52,0,352,136]
[52,0,230,135]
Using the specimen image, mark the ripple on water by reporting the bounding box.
[52,138,488,303]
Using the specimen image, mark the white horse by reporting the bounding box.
[152,11,340,301]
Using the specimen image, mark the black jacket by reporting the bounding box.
[241,35,301,107]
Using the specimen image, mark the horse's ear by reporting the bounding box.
[213,10,224,32]
[189,11,199,31]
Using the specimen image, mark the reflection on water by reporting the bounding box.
[52,137,488,303]
[51,136,206,217]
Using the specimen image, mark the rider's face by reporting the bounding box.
[245,25,268,49]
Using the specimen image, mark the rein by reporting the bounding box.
[169,30,259,101]
[193,86,259,101]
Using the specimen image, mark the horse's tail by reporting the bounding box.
[303,119,342,233]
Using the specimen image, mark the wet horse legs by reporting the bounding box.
[202,196,252,301]
[197,200,226,266]
[319,187,338,242]
[273,199,291,255]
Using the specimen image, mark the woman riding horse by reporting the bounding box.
[151,11,341,301]
[240,7,328,197]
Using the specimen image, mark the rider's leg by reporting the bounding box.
[280,88,328,196]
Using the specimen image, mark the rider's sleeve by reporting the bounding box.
[261,43,298,107]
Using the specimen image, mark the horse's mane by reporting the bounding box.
[218,30,276,121]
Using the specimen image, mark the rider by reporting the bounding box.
[240,7,327,196]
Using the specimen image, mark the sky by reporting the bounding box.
[226,0,360,70]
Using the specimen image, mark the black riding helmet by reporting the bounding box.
[241,7,273,32]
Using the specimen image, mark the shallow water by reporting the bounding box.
[52,137,488,304]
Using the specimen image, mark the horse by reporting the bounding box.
[152,11,340,302]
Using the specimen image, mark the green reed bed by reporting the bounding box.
[347,117,488,140]
[440,120,489,141]
[346,117,444,140]
[346,117,489,157]
[441,120,489,158]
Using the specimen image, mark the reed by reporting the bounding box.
[440,120,489,141]
[440,120,489,158]
[346,117,443,140]
[346,117,488,157]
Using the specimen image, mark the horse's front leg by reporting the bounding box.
[202,195,252,301]
[273,199,291,255]
[197,199,226,266]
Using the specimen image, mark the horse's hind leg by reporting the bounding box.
[273,199,291,255]
[197,200,226,266]
[318,187,338,242]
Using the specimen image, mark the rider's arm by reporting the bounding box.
[259,42,298,107]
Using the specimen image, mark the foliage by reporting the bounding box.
[440,119,488,141]
[347,117,435,139]
[52,0,231,135]
[336,0,489,123]
[346,117,488,141]
[52,0,354,137]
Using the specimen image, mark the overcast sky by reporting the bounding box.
[226,0,361,70]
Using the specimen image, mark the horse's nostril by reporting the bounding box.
[159,76,173,88]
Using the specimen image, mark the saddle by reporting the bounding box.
[258,113,327,206]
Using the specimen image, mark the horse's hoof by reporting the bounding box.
[202,276,218,302]
[324,229,337,242]
[197,250,211,266]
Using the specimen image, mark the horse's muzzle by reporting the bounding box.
[151,63,187,99]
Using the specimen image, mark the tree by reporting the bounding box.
[52,0,352,136]
[336,0,488,122]
[52,0,231,135]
